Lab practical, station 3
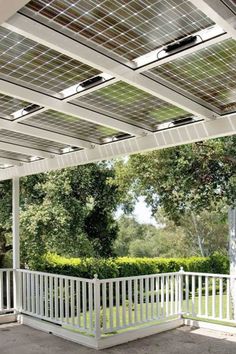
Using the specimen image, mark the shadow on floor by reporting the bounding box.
[1,323,236,354]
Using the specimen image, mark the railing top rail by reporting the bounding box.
[99,272,180,283]
[17,268,94,283]
[183,271,236,279]
[0,268,13,271]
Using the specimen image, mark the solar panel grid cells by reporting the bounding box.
[22,0,214,61]
[0,94,30,119]
[0,150,31,162]
[0,27,100,96]
[147,39,236,114]
[0,130,66,154]
[72,81,190,129]
[23,110,121,143]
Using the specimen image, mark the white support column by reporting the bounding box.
[229,207,236,319]
[12,177,20,269]
[12,177,20,312]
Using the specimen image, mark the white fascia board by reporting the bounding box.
[0,118,94,149]
[0,114,235,181]
[0,1,30,25]
[189,0,236,39]
[0,80,146,137]
[0,141,53,159]
[4,14,217,120]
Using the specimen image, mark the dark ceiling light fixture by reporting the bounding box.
[172,116,195,126]
[23,104,42,114]
[80,75,104,89]
[163,35,198,54]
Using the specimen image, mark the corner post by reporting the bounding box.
[94,274,101,342]
[12,177,20,312]
[178,267,184,316]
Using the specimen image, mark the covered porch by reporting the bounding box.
[0,0,236,350]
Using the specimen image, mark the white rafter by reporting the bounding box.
[0,80,146,137]
[0,118,94,150]
[0,0,30,25]
[3,14,217,120]
[0,114,235,181]
[0,141,53,159]
[189,0,236,39]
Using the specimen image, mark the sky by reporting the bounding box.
[116,196,158,226]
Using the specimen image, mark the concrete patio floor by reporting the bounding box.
[1,322,236,354]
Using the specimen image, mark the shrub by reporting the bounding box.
[34,252,229,279]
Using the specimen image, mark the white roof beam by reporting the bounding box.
[0,1,30,25]
[189,0,236,39]
[0,141,52,159]
[4,14,217,120]
[0,118,94,150]
[0,80,146,137]
[0,114,235,181]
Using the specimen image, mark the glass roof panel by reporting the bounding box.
[0,130,66,154]
[0,93,31,119]
[0,27,100,96]
[71,81,190,130]
[145,39,236,114]
[21,0,214,61]
[22,110,122,143]
[0,149,31,162]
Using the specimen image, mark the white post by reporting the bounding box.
[12,177,20,312]
[179,267,184,316]
[229,207,236,319]
[94,274,101,341]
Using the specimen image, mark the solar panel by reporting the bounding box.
[0,27,100,96]
[0,130,67,154]
[0,93,31,119]
[72,81,190,130]
[145,39,236,114]
[21,0,215,61]
[22,109,123,143]
[0,149,31,162]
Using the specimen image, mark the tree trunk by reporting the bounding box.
[229,207,236,319]
[191,213,205,257]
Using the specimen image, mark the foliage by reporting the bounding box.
[35,252,229,279]
[113,136,236,222]
[0,180,13,266]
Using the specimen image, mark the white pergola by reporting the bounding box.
[0,1,235,343]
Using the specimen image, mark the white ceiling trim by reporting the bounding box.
[0,114,235,181]
[0,0,30,25]
[3,14,217,120]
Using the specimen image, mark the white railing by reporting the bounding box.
[0,269,14,314]
[182,271,236,323]
[1,268,236,339]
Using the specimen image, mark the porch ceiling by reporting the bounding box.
[0,0,235,180]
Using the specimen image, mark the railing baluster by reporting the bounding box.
[54,277,58,321]
[166,276,169,317]
[161,276,164,318]
[109,281,114,330]
[175,275,178,314]
[186,275,189,314]
[89,282,93,332]
[191,275,195,316]
[76,280,81,328]
[59,277,63,323]
[170,275,174,316]
[6,270,11,311]
[156,276,159,318]
[22,272,26,311]
[140,278,143,322]
[45,275,48,318]
[116,281,120,328]
[49,276,53,319]
[128,279,132,324]
[219,278,223,319]
[102,282,107,332]
[212,277,216,318]
[198,276,202,317]
[82,281,86,329]
[205,276,209,317]
[226,278,230,320]
[27,272,31,313]
[70,279,75,326]
[35,274,39,315]
[0,271,3,311]
[151,276,154,319]
[134,279,138,323]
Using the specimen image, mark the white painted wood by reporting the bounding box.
[227,278,230,320]
[0,0,29,25]
[1,114,235,181]
[88,282,93,332]
[102,282,107,332]
[198,276,202,316]
[192,275,195,315]
[94,275,101,339]
[229,208,236,320]
[219,278,223,319]
[109,281,114,330]
[115,281,120,329]
[212,277,216,318]
[185,275,189,314]
[205,276,209,317]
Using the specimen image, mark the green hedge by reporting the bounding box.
[34,252,229,279]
